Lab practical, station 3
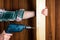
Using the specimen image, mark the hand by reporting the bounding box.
[41,7,48,16]
[0,34,3,40]
[0,31,13,40]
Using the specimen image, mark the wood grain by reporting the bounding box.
[55,0,60,40]
[0,0,36,40]
[46,0,55,40]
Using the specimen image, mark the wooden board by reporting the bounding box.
[37,0,46,40]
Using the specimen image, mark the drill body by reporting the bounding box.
[5,24,31,33]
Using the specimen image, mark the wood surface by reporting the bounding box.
[0,0,36,40]
[46,0,55,40]
[55,0,60,40]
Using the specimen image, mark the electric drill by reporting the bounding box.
[5,24,32,33]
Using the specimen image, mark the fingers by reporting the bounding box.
[0,34,3,40]
[4,34,12,40]
[41,7,48,16]
[1,31,13,40]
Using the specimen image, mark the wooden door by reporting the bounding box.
[55,0,60,40]
[0,0,36,40]
[46,0,55,40]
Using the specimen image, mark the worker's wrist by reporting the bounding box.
[23,11,35,19]
[16,9,24,22]
[16,11,35,22]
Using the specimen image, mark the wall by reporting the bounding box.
[0,0,36,40]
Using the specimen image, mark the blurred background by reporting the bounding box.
[0,0,36,40]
